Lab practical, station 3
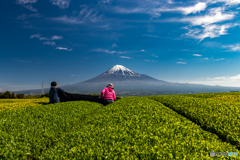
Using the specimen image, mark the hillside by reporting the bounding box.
[0,92,240,159]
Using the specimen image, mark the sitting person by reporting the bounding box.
[100,83,116,105]
[49,81,65,104]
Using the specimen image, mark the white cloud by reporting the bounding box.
[56,47,68,50]
[56,47,72,51]
[97,24,111,30]
[50,0,70,9]
[114,7,149,15]
[78,5,103,23]
[189,74,240,87]
[205,57,225,61]
[152,54,158,57]
[112,43,118,48]
[30,34,63,41]
[180,7,237,40]
[229,74,240,80]
[51,16,84,24]
[17,14,27,20]
[16,0,38,12]
[167,0,173,4]
[119,56,132,59]
[180,7,235,26]
[184,23,238,41]
[92,48,116,54]
[30,34,41,39]
[176,62,187,64]
[180,2,207,15]
[114,2,206,17]
[43,41,56,46]
[214,76,226,80]
[207,0,240,5]
[51,6,102,24]
[116,51,127,54]
[99,0,111,4]
[17,0,37,4]
[142,34,159,37]
[154,2,207,15]
[52,35,63,40]
[145,60,157,62]
[222,43,240,51]
[214,58,225,61]
[23,5,38,12]
[141,49,145,52]
[17,13,42,20]
[193,54,202,56]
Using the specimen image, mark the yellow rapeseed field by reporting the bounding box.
[0,98,49,112]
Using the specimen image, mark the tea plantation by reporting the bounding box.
[0,93,240,159]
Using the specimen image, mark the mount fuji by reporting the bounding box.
[12,65,240,96]
[80,65,164,83]
[58,65,240,95]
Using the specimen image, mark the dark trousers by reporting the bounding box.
[104,99,114,105]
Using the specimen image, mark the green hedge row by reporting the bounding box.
[0,97,239,159]
[147,95,240,151]
[181,92,240,99]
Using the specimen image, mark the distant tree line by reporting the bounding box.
[0,91,49,99]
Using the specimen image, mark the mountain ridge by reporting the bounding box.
[10,64,240,96]
[78,64,164,84]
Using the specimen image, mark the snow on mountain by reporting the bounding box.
[104,65,141,77]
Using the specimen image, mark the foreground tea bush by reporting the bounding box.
[148,95,240,151]
[0,97,239,159]
[0,101,103,159]
[0,98,49,112]
[209,95,240,103]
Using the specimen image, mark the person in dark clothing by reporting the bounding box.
[49,81,65,104]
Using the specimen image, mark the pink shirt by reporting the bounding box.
[101,87,116,101]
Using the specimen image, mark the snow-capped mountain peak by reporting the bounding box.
[80,64,159,83]
[105,65,140,76]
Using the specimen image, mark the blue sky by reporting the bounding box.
[1,0,240,92]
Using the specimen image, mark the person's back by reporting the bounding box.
[49,81,64,104]
[100,83,116,105]
[102,87,115,100]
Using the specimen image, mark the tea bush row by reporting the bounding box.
[208,95,240,103]
[0,97,239,159]
[147,95,240,150]
[181,92,240,99]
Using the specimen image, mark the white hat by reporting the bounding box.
[107,83,114,88]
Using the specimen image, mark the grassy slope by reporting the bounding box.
[0,97,239,159]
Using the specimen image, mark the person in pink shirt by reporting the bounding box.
[100,83,116,105]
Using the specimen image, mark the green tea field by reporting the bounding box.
[0,93,240,159]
